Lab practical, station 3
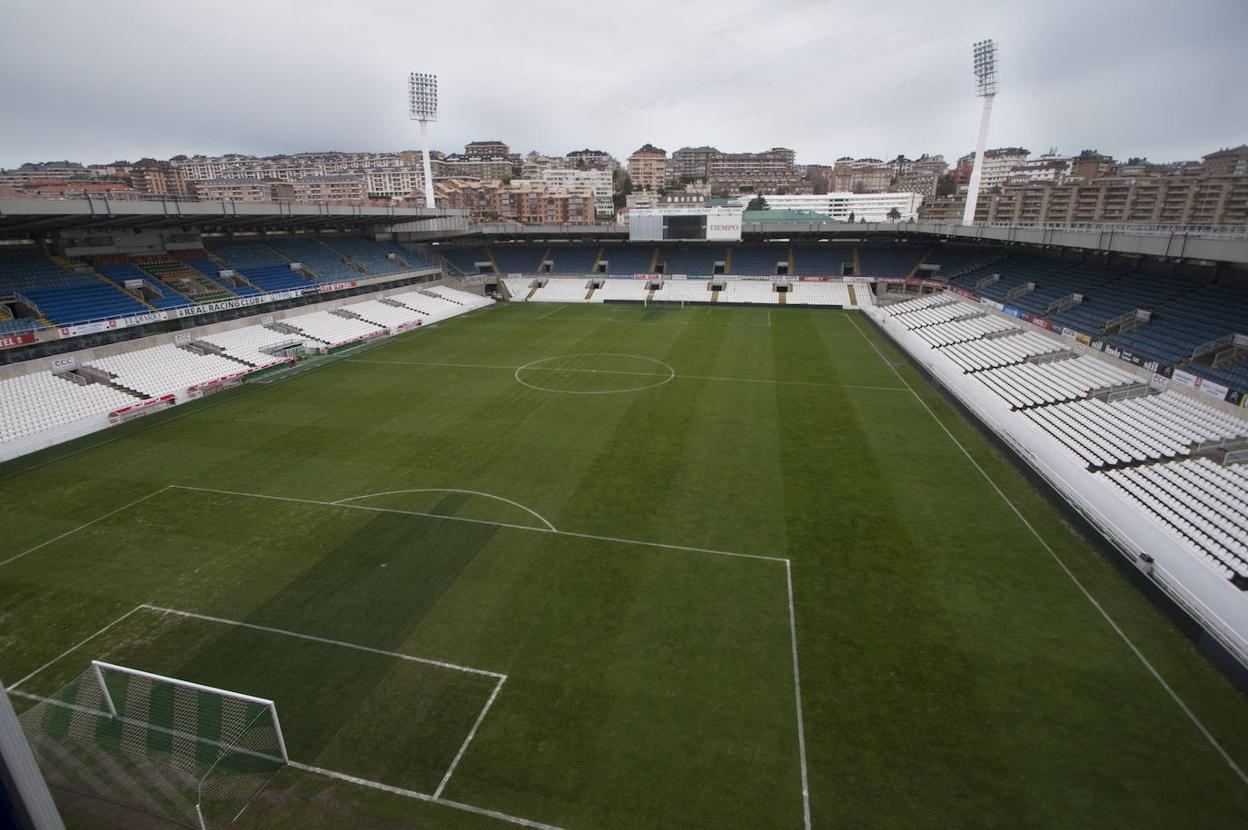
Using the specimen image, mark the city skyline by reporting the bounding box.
[2,0,1245,170]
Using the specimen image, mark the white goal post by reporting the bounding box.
[19,661,289,830]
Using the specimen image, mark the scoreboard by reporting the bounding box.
[629,206,743,242]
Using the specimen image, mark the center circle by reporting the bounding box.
[514,353,677,394]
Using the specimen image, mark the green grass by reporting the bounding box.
[2,301,1247,829]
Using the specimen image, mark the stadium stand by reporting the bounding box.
[96,264,191,310]
[1101,460,1248,581]
[88,345,251,398]
[423,285,494,310]
[503,277,537,300]
[657,245,724,275]
[787,281,852,307]
[346,299,426,329]
[196,326,304,369]
[234,265,313,293]
[719,280,778,305]
[0,371,139,442]
[437,247,493,275]
[939,331,1066,372]
[267,237,358,281]
[1022,392,1247,469]
[530,279,592,302]
[279,311,385,346]
[321,236,404,277]
[858,244,927,278]
[546,245,600,274]
[0,252,151,325]
[791,244,853,276]
[491,244,545,274]
[597,244,655,275]
[731,244,789,276]
[973,356,1138,409]
[653,279,713,302]
[154,256,251,300]
[374,240,435,270]
[592,280,648,302]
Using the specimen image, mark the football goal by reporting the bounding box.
[18,660,288,829]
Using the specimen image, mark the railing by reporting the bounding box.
[1190,332,1247,360]
[1003,281,1034,301]
[1045,292,1082,315]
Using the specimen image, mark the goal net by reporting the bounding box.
[17,660,288,829]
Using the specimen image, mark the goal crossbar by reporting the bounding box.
[90,660,290,763]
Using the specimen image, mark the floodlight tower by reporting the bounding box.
[408,72,438,209]
[962,39,998,226]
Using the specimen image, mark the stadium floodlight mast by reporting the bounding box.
[962,39,999,226]
[408,72,438,209]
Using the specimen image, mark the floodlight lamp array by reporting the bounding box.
[408,72,438,121]
[972,40,998,96]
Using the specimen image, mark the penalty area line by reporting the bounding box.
[0,486,173,570]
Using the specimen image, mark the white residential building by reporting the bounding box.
[540,168,614,216]
[749,192,924,222]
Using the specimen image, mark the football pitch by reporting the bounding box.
[3,301,1247,829]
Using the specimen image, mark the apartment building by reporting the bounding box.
[539,168,614,216]
[194,179,294,202]
[628,144,667,192]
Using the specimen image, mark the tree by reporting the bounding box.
[936,173,957,197]
[846,211,855,224]
[886,207,902,221]
[746,195,769,211]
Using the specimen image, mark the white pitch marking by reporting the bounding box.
[286,762,567,830]
[347,358,907,393]
[786,560,812,830]
[536,304,565,320]
[140,605,505,680]
[7,605,149,691]
[335,488,557,532]
[846,311,1248,789]
[0,486,172,569]
[434,676,506,799]
[168,484,788,565]
[513,353,677,395]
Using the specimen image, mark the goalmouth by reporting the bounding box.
[19,660,288,830]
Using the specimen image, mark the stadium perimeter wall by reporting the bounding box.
[864,302,1248,670]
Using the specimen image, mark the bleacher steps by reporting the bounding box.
[779,291,788,305]
[648,247,660,273]
[525,287,538,300]
[846,285,856,306]
[851,248,861,276]
[723,247,733,274]
[982,328,1026,340]
[590,246,605,274]
[710,289,720,304]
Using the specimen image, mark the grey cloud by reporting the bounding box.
[0,0,1244,168]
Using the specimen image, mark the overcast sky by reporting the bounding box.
[1,0,1244,169]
